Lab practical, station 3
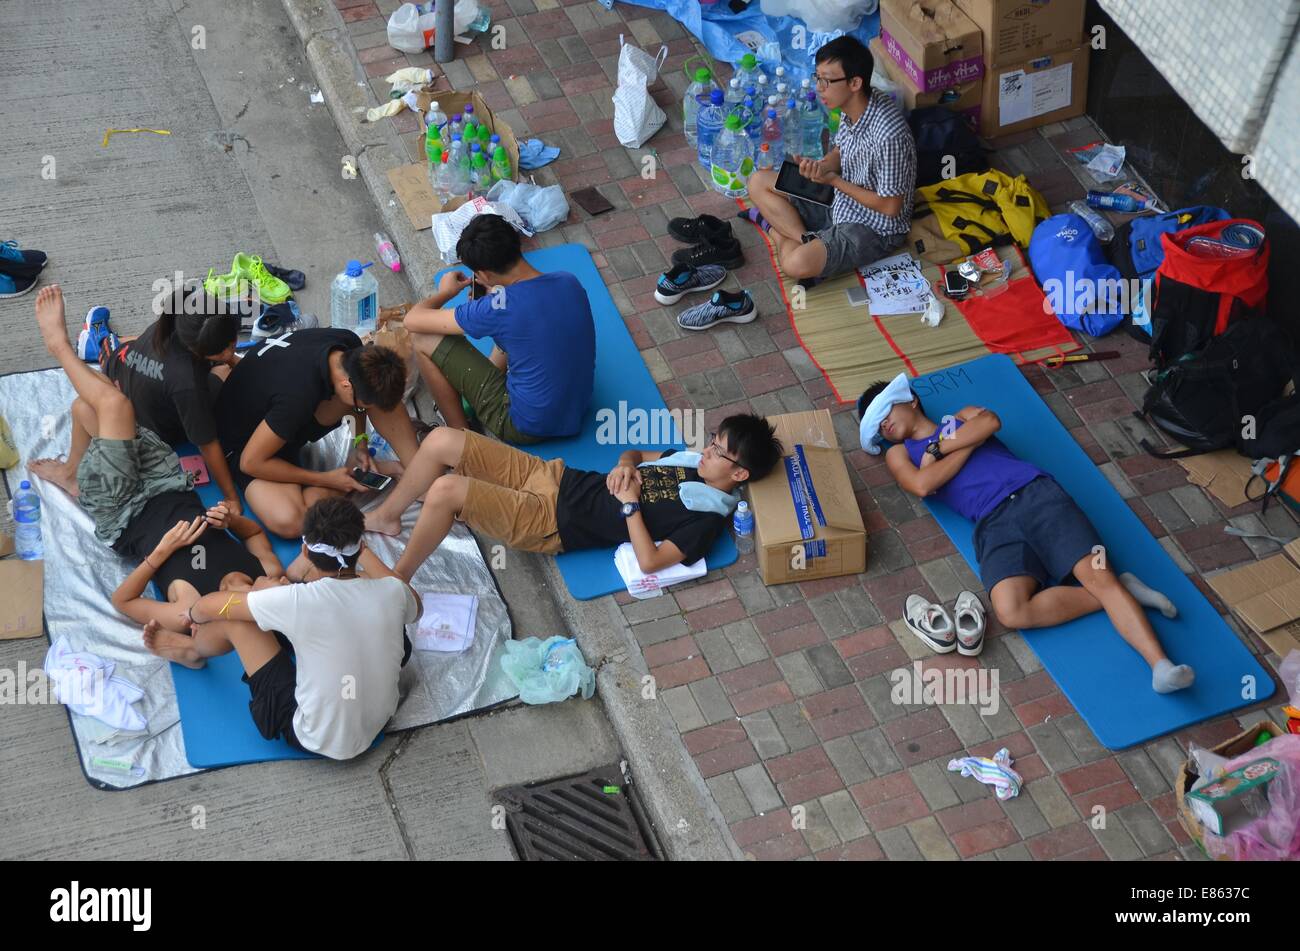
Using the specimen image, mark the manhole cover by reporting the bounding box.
[493,765,662,861]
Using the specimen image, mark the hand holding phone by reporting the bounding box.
[352,467,393,492]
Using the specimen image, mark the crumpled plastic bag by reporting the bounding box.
[1202,734,1300,861]
[431,199,530,263]
[387,1,481,53]
[759,0,876,34]
[1280,649,1300,706]
[485,179,569,234]
[500,636,595,705]
[612,36,668,148]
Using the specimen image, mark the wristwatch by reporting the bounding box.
[925,440,944,461]
[620,502,641,519]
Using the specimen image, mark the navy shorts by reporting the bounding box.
[972,476,1102,593]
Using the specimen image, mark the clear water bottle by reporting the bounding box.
[741,96,761,144]
[367,433,396,461]
[782,98,801,159]
[683,67,713,148]
[468,141,483,173]
[491,145,512,185]
[755,141,775,171]
[449,133,468,171]
[426,99,447,135]
[13,480,43,561]
[448,112,464,141]
[433,150,455,202]
[724,77,744,111]
[374,232,401,273]
[463,103,476,132]
[449,154,471,199]
[424,119,442,165]
[732,500,754,555]
[734,53,762,92]
[697,88,726,169]
[469,154,490,195]
[468,6,492,32]
[1086,189,1145,213]
[489,132,501,154]
[761,108,784,166]
[1069,200,1116,242]
[755,73,769,103]
[710,114,755,199]
[801,91,826,160]
[330,260,378,334]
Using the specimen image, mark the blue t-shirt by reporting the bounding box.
[454,271,596,438]
[904,422,1045,523]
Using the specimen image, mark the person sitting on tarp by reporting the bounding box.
[742,36,916,287]
[399,214,596,444]
[143,497,420,760]
[214,326,420,538]
[857,374,1196,695]
[361,414,783,582]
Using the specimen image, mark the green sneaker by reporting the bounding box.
[203,262,245,300]
[233,253,291,304]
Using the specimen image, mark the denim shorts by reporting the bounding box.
[790,196,905,279]
[972,476,1102,593]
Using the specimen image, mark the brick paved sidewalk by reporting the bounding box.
[336,0,1296,860]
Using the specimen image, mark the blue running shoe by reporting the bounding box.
[0,240,48,280]
[676,289,756,331]
[654,263,728,306]
[0,271,39,300]
[78,307,120,363]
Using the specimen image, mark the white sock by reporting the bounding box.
[1121,572,1177,619]
[1152,658,1195,694]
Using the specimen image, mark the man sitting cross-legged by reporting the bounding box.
[142,498,421,760]
[858,375,1195,694]
[363,415,783,581]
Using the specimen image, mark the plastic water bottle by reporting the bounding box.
[755,141,775,172]
[449,133,468,172]
[424,118,442,165]
[741,96,761,144]
[734,53,760,91]
[1069,200,1116,242]
[724,77,744,111]
[432,150,455,202]
[13,481,42,561]
[463,103,476,132]
[755,73,769,104]
[469,154,490,195]
[447,113,463,141]
[491,145,512,185]
[773,65,786,90]
[367,433,396,461]
[829,107,842,137]
[802,91,825,160]
[697,88,726,169]
[426,100,447,134]
[683,67,713,148]
[710,114,755,199]
[782,98,801,159]
[468,141,483,172]
[761,108,784,166]
[732,500,754,555]
[374,232,401,273]
[489,132,501,153]
[1086,189,1145,213]
[449,154,470,198]
[468,6,492,32]
[330,260,378,333]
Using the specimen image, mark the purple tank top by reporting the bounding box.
[905,422,1045,522]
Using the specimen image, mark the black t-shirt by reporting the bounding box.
[215,328,361,463]
[112,490,265,596]
[556,464,724,565]
[105,321,218,446]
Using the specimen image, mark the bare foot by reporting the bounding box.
[364,508,402,537]
[29,458,79,498]
[34,284,72,355]
[142,619,205,669]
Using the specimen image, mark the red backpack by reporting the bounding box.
[1147,219,1269,369]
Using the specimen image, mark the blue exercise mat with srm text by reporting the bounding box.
[910,355,1273,750]
[435,243,737,600]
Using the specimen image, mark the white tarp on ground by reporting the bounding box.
[1254,39,1300,224]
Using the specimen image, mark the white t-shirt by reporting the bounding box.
[247,576,419,760]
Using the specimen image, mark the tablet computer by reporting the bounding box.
[774,160,835,207]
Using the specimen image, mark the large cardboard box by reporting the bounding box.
[954,0,1086,68]
[880,0,984,92]
[749,411,867,586]
[977,45,1088,138]
[1176,720,1284,858]
[871,36,981,119]
[387,89,521,231]
[0,559,43,640]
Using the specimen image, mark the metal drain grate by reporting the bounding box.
[493,764,662,861]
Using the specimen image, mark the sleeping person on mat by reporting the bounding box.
[361,414,783,582]
[858,374,1196,694]
[142,498,421,760]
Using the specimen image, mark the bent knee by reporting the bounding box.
[992,599,1029,630]
[260,508,306,539]
[749,169,777,193]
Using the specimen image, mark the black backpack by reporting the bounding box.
[1137,318,1294,458]
[1240,387,1300,460]
[908,107,988,188]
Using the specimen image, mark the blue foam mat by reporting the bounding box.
[910,355,1273,749]
[435,243,737,599]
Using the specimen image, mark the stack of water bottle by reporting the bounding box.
[685,55,834,201]
[423,100,514,204]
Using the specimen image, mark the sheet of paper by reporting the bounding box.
[1029,62,1073,118]
[860,252,932,315]
[998,69,1029,126]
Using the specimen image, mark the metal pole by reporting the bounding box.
[435,0,455,64]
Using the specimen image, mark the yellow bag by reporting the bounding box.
[915,169,1049,253]
[0,414,18,470]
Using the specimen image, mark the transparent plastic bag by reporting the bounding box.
[1281,649,1300,706]
[613,36,669,148]
[500,636,595,705]
[1202,735,1300,861]
[759,0,875,34]
[485,180,568,234]
[387,1,481,53]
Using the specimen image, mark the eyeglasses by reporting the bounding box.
[704,432,743,467]
[813,75,850,90]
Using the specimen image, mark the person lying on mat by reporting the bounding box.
[31,285,243,513]
[858,374,1196,694]
[399,214,596,442]
[362,414,783,582]
[214,326,419,538]
[742,36,916,286]
[142,497,421,760]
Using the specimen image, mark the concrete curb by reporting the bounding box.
[279,0,739,862]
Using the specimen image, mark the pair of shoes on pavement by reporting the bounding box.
[655,264,757,330]
[204,252,293,305]
[77,307,121,364]
[904,591,985,657]
[668,214,744,270]
[0,240,49,299]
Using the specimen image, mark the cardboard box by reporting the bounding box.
[954,0,1086,68]
[1206,552,1300,657]
[977,45,1088,138]
[749,410,867,586]
[388,89,521,231]
[0,559,43,640]
[871,36,982,119]
[880,0,984,91]
[1176,720,1283,857]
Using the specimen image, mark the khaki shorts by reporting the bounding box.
[430,336,542,445]
[457,431,565,554]
[77,427,193,545]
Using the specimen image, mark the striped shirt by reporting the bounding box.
[832,90,916,237]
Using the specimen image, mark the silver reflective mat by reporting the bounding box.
[0,369,516,789]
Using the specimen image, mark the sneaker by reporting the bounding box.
[204,261,246,301]
[954,591,986,657]
[667,214,732,244]
[904,594,957,654]
[0,272,38,300]
[77,307,120,363]
[670,236,745,270]
[262,261,305,291]
[251,301,317,341]
[676,290,756,331]
[234,253,292,304]
[0,240,48,280]
[654,264,728,305]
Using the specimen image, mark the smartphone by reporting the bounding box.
[469,279,489,300]
[352,468,393,492]
[943,270,970,298]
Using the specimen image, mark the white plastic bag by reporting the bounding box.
[760,0,876,33]
[486,180,568,234]
[612,36,668,148]
[387,1,482,53]
[430,199,529,263]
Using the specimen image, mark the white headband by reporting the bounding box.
[304,538,361,567]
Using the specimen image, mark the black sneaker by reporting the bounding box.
[667,214,732,244]
[262,262,306,291]
[0,241,48,281]
[670,236,745,270]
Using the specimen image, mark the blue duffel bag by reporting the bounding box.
[1029,213,1127,336]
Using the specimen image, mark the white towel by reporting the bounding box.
[857,372,915,455]
[415,593,479,653]
[614,542,707,600]
[43,637,147,732]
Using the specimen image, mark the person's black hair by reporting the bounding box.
[302,497,365,573]
[342,344,406,411]
[857,380,918,421]
[455,214,522,274]
[815,35,873,91]
[717,414,783,483]
[155,280,240,358]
